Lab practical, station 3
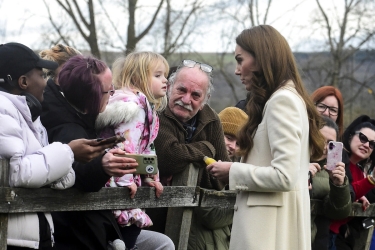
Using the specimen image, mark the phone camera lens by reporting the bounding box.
[329,142,335,150]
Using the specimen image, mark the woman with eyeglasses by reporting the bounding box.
[329,115,375,250]
[41,54,139,250]
[206,25,325,250]
[311,86,344,137]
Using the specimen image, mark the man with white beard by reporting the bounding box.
[148,59,232,250]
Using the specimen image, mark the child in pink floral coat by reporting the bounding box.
[96,52,169,250]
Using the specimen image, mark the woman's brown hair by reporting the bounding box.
[236,25,325,161]
[311,86,344,137]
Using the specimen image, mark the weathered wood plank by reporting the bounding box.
[3,185,375,217]
[0,214,7,250]
[199,188,236,208]
[0,186,198,212]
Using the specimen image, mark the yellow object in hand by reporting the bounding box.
[203,156,216,165]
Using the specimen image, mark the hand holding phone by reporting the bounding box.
[96,135,125,145]
[326,141,343,170]
[114,153,158,175]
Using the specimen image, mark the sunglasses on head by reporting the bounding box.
[355,131,375,149]
[182,59,213,73]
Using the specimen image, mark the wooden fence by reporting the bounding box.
[0,159,375,250]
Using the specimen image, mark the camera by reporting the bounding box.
[329,141,335,150]
[362,218,374,229]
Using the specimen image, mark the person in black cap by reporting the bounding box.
[0,43,122,250]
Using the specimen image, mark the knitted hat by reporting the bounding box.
[218,107,248,137]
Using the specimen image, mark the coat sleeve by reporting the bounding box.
[323,177,352,220]
[229,91,305,192]
[154,116,215,177]
[48,123,110,192]
[0,112,74,188]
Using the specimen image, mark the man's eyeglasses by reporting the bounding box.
[182,59,213,73]
[355,131,375,149]
[103,84,115,96]
[315,102,338,116]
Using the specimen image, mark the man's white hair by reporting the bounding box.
[167,64,214,105]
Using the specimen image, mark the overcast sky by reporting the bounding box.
[0,0,331,53]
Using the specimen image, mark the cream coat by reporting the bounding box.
[229,81,311,250]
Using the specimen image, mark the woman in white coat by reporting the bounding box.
[207,25,325,250]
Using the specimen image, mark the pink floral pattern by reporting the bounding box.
[101,88,160,228]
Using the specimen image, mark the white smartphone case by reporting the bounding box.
[326,141,343,170]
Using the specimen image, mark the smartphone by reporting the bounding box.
[326,141,343,170]
[115,153,158,175]
[96,135,125,145]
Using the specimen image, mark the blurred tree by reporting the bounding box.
[303,0,375,89]
[42,0,207,60]
[300,0,375,122]
[209,0,275,103]
[98,0,164,55]
[43,0,164,58]
[159,0,205,59]
[53,0,101,58]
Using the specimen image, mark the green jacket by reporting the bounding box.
[310,166,352,243]
[188,207,233,250]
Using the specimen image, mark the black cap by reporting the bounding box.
[0,42,58,83]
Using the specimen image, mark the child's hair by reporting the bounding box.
[39,44,81,80]
[112,51,169,111]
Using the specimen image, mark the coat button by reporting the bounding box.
[234,205,238,211]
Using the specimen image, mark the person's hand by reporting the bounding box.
[326,162,345,186]
[127,182,138,199]
[68,138,118,163]
[358,196,370,211]
[145,180,164,198]
[309,163,321,177]
[102,148,137,177]
[206,160,232,184]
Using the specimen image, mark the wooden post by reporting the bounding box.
[0,159,9,250]
[165,164,199,250]
[364,226,374,250]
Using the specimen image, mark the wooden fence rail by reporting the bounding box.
[1,159,375,249]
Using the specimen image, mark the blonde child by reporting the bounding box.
[95,51,168,250]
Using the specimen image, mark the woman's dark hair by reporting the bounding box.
[342,115,375,168]
[58,55,108,114]
[322,116,339,141]
[236,25,325,160]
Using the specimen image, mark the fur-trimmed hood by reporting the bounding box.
[95,89,142,131]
